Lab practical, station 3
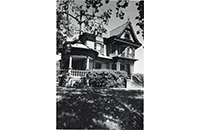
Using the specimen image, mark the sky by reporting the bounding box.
[69,0,144,73]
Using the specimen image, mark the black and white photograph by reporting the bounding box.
[56,0,144,129]
[3,0,200,130]
[0,0,200,130]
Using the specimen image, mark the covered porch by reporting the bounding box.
[61,42,98,77]
[66,55,93,77]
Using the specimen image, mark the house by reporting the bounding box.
[59,20,142,79]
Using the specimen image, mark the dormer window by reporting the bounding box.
[95,42,104,55]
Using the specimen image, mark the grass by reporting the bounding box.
[57,87,143,130]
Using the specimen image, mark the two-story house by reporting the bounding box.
[60,20,142,78]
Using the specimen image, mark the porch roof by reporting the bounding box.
[64,43,98,59]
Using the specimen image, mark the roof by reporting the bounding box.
[108,21,142,48]
[109,21,129,37]
[69,42,99,58]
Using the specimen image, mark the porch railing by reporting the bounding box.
[70,69,89,77]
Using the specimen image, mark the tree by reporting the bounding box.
[56,0,130,55]
[135,0,144,38]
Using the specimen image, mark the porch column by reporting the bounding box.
[69,56,72,69]
[130,64,134,80]
[68,56,72,76]
[116,62,120,71]
[115,49,118,56]
[115,45,119,56]
[86,56,90,70]
[110,63,112,69]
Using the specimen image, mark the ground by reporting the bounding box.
[57,87,143,130]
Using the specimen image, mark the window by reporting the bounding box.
[112,63,116,70]
[127,47,134,58]
[120,46,134,58]
[96,43,101,51]
[120,64,125,71]
[86,41,95,49]
[96,42,104,55]
[127,47,130,54]
[127,47,131,58]
[95,62,101,69]
[128,48,132,54]
[106,63,110,69]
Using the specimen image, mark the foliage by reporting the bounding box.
[72,77,87,88]
[132,73,144,87]
[57,88,143,129]
[56,60,60,87]
[135,0,144,38]
[86,69,128,88]
[57,0,75,54]
[58,73,71,87]
[57,0,130,54]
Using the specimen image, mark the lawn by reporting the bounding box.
[57,87,143,130]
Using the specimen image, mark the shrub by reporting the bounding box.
[73,77,87,88]
[86,69,128,88]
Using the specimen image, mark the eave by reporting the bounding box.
[112,56,138,64]
[114,37,142,49]
[106,36,142,49]
[113,56,138,61]
[63,47,98,59]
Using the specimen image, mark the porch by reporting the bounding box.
[64,55,92,77]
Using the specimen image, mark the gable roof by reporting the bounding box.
[109,21,142,47]
[110,22,129,37]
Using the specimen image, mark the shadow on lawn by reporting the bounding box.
[57,88,143,130]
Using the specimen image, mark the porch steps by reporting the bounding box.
[126,79,143,90]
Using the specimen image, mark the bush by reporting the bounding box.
[73,77,87,88]
[86,69,128,88]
